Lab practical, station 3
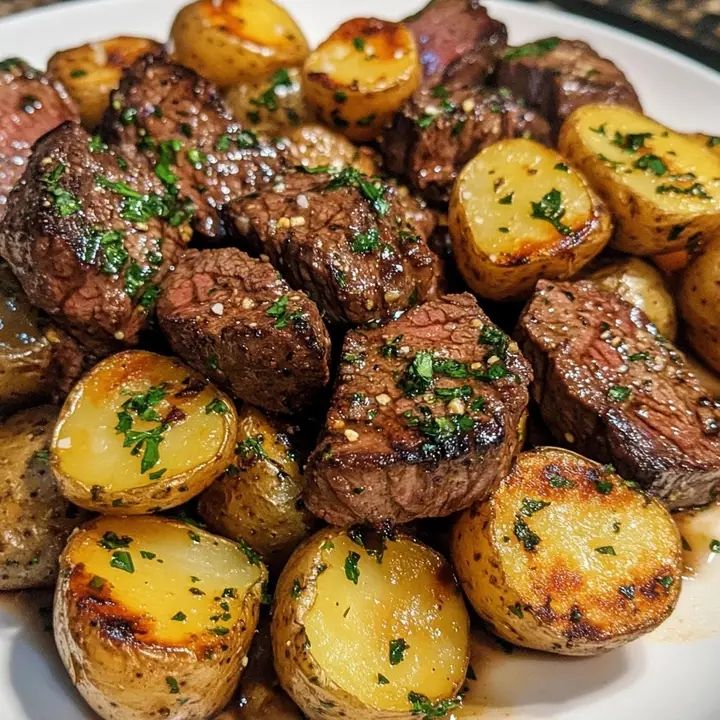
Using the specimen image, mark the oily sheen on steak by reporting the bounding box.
[227,169,440,325]
[517,280,720,509]
[305,293,531,527]
[157,248,331,415]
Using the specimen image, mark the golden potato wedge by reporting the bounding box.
[680,235,720,373]
[272,528,469,720]
[51,350,237,514]
[198,404,314,567]
[284,123,379,175]
[47,36,162,128]
[171,0,309,89]
[449,138,612,301]
[0,406,86,590]
[586,257,678,339]
[303,17,421,142]
[559,104,720,255]
[54,515,267,720]
[224,66,308,135]
[451,447,682,656]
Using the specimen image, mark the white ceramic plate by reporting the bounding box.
[0,1,719,719]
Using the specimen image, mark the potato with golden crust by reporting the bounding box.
[586,257,678,340]
[450,138,612,301]
[171,0,309,89]
[54,515,267,720]
[0,406,85,590]
[47,37,162,128]
[559,104,720,256]
[451,447,682,656]
[680,235,720,373]
[51,350,237,515]
[303,18,421,142]
[198,404,314,567]
[272,527,469,720]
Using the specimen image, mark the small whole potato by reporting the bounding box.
[171,0,309,89]
[586,256,678,340]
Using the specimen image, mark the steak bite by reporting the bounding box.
[380,86,551,203]
[226,169,440,325]
[101,53,284,239]
[157,247,331,415]
[0,58,78,220]
[304,293,532,527]
[517,280,720,510]
[0,122,189,351]
[497,38,641,134]
[406,0,507,87]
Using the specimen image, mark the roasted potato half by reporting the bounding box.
[285,123,379,175]
[198,404,314,567]
[225,66,308,135]
[586,257,678,340]
[303,17,421,142]
[47,36,162,128]
[449,138,612,301]
[680,235,720,373]
[559,104,720,255]
[171,0,309,89]
[51,350,237,514]
[272,527,469,720]
[54,515,267,720]
[451,447,682,656]
[0,406,86,590]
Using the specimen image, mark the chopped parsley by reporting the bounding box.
[408,691,462,718]
[519,498,551,517]
[344,551,360,584]
[99,531,133,550]
[352,36,366,51]
[236,436,266,463]
[628,351,650,362]
[398,351,434,397]
[166,676,180,694]
[389,638,409,665]
[237,538,262,566]
[634,154,667,176]
[378,673,390,685]
[266,294,302,330]
[110,550,134,573]
[41,163,81,217]
[250,68,293,112]
[595,546,616,555]
[504,37,560,60]
[205,398,228,414]
[171,611,187,621]
[325,167,390,215]
[351,227,380,254]
[88,575,106,590]
[612,131,652,153]
[140,550,156,560]
[656,576,674,589]
[548,472,574,488]
[530,188,571,235]
[508,602,524,618]
[656,182,711,199]
[607,385,631,402]
[554,163,569,172]
[498,192,514,205]
[513,517,540,551]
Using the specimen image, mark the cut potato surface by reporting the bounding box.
[171,0,309,89]
[48,37,162,128]
[272,528,469,719]
[54,515,266,720]
[451,447,682,655]
[559,104,720,255]
[52,350,237,514]
[303,18,420,142]
[449,138,612,301]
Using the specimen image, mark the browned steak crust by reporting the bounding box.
[305,293,531,527]
[516,280,720,509]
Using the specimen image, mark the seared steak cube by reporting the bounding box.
[0,58,77,220]
[305,293,531,527]
[0,122,189,350]
[407,0,507,87]
[517,280,720,509]
[157,248,331,415]
[497,38,641,134]
[226,169,440,325]
[381,86,551,203]
[101,53,284,239]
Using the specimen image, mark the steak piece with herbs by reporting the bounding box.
[0,122,190,351]
[101,53,285,239]
[497,38,641,134]
[0,58,78,220]
[157,248,331,415]
[516,280,720,510]
[226,168,440,325]
[381,86,551,203]
[304,293,532,527]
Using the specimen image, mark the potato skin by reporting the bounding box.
[559,104,720,256]
[0,406,85,590]
[171,0,309,89]
[198,404,314,567]
[54,516,267,720]
[48,37,162,128]
[586,257,678,340]
[450,138,612,301]
[680,235,720,373]
[451,448,682,656]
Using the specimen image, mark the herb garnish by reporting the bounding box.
[250,68,293,112]
[171,611,187,621]
[99,531,133,550]
[344,551,361,584]
[325,167,390,215]
[205,398,228,414]
[110,550,134,573]
[42,163,81,217]
[634,154,667,176]
[504,37,560,60]
[519,498,551,517]
[530,188,571,235]
[656,182,710,199]
[608,385,631,402]
[389,638,409,665]
[611,131,652,152]
[166,676,180,694]
[595,546,617,556]
[351,227,380,254]
[237,539,262,566]
[266,294,302,329]
[513,517,540,551]
[408,691,462,719]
